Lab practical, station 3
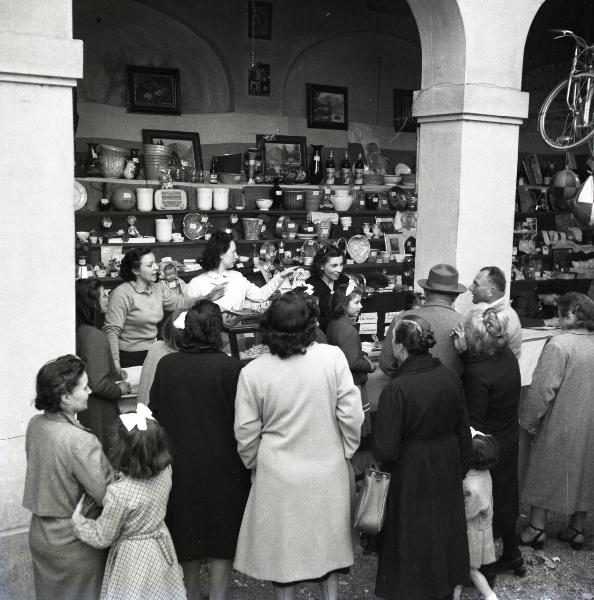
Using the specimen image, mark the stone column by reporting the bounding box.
[408,0,544,311]
[0,3,82,598]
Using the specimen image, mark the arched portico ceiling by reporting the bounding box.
[75,0,233,112]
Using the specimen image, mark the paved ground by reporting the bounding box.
[218,511,593,599]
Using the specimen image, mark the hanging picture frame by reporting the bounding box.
[256,134,307,183]
[248,1,272,40]
[306,84,348,130]
[126,66,181,115]
[248,63,271,96]
[142,129,203,171]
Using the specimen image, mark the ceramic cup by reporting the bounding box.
[213,187,230,210]
[155,218,173,243]
[136,188,154,212]
[197,188,213,210]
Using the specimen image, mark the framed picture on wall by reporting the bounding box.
[256,134,307,183]
[384,233,404,253]
[126,66,181,115]
[393,89,416,133]
[248,1,272,40]
[306,84,348,130]
[248,63,271,96]
[142,129,203,171]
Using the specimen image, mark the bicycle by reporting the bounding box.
[538,29,594,151]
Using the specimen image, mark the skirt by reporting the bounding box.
[29,514,107,600]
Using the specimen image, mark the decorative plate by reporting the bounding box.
[182,213,206,240]
[296,233,317,240]
[346,235,371,263]
[73,180,87,211]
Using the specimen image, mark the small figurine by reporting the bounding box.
[159,168,174,189]
[127,215,140,238]
[366,142,391,175]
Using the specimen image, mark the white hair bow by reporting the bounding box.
[345,279,357,297]
[470,426,485,438]
[120,403,155,432]
[173,311,187,329]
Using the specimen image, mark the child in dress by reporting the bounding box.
[454,430,499,600]
[72,403,186,600]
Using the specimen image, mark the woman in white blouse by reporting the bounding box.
[187,231,296,312]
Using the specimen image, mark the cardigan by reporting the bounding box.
[307,272,350,332]
[326,315,373,385]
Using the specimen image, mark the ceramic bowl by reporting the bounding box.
[238,256,250,263]
[76,231,90,242]
[334,188,350,196]
[331,195,353,212]
[256,199,273,210]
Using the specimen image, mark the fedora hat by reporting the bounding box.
[417,264,466,294]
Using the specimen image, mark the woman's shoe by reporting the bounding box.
[557,526,584,550]
[495,554,526,576]
[519,523,546,550]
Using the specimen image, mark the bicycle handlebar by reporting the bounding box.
[549,28,590,49]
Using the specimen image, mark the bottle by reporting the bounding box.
[341,151,351,185]
[325,150,336,185]
[270,177,284,209]
[208,156,219,184]
[353,153,365,185]
[177,159,190,182]
[309,145,324,184]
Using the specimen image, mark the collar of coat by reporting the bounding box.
[394,353,441,377]
[44,410,91,432]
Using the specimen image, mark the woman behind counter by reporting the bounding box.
[373,316,471,600]
[23,355,113,600]
[233,292,363,600]
[519,292,594,551]
[186,230,295,312]
[307,245,349,332]
[149,300,250,600]
[103,248,225,371]
[75,279,130,451]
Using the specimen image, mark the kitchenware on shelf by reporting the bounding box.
[154,188,188,210]
[242,217,263,241]
[197,188,213,211]
[364,192,379,210]
[256,199,273,210]
[111,185,136,211]
[347,235,372,263]
[383,174,402,185]
[73,180,87,211]
[296,233,317,240]
[76,231,90,242]
[219,173,242,184]
[304,189,321,211]
[334,188,350,196]
[136,188,154,212]
[182,213,206,240]
[143,144,173,180]
[300,239,319,256]
[316,221,332,240]
[331,195,353,212]
[283,190,305,210]
[213,187,230,210]
[281,218,298,239]
[259,241,278,262]
[98,144,127,178]
[155,218,173,243]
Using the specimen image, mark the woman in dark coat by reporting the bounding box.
[75,279,130,452]
[459,308,524,577]
[374,315,471,600]
[149,300,250,600]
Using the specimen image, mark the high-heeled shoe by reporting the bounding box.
[519,523,546,549]
[557,526,584,550]
[495,554,526,576]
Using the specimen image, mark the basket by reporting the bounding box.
[242,218,263,241]
[283,190,305,210]
[304,190,321,211]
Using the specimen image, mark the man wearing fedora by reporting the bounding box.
[380,263,466,377]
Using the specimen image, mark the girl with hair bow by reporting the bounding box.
[72,404,187,600]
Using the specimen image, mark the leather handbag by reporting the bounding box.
[353,467,391,535]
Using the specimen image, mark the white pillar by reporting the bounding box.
[0,3,82,598]
[407,0,544,311]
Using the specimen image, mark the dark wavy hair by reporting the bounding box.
[75,278,102,327]
[120,248,154,282]
[469,433,499,470]
[394,314,436,355]
[181,300,223,349]
[558,292,594,330]
[330,283,364,319]
[200,230,232,272]
[261,292,317,358]
[311,245,344,278]
[34,354,86,412]
[109,418,172,479]
[480,266,506,293]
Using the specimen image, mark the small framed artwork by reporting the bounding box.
[384,233,404,253]
[306,84,348,130]
[248,63,270,96]
[126,66,181,115]
[393,89,416,133]
[248,1,272,40]
[256,134,307,183]
[142,129,203,171]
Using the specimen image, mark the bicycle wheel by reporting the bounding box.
[538,72,594,150]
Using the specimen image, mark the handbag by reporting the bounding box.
[353,467,391,535]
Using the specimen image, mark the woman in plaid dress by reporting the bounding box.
[72,407,186,600]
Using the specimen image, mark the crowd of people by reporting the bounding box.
[22,239,594,600]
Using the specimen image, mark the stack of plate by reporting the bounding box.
[362,173,385,185]
[143,144,173,180]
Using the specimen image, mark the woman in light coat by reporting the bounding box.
[233,292,364,600]
[519,292,594,551]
